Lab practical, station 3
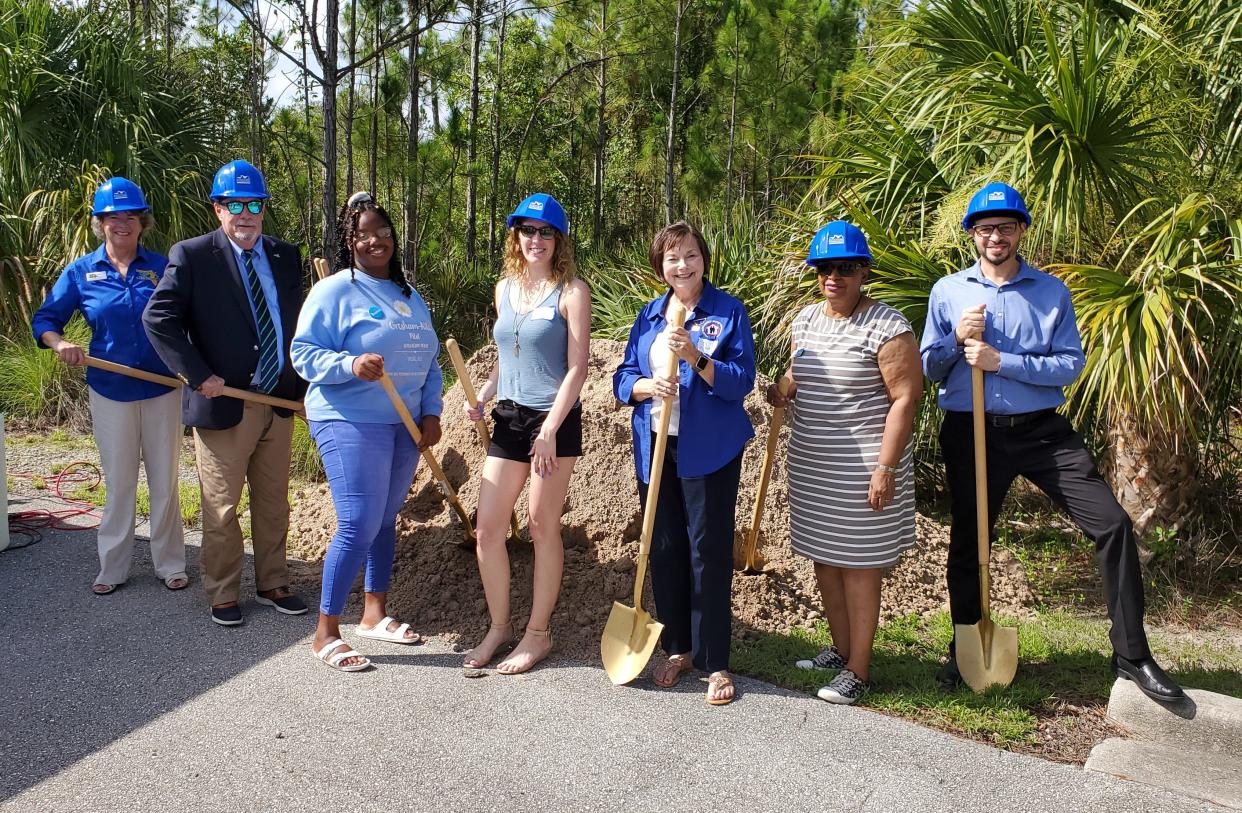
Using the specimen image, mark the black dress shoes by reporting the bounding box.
[1112,653,1185,703]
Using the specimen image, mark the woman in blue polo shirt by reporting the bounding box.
[291,192,443,672]
[613,220,756,705]
[32,177,187,595]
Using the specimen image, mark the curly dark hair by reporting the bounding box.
[334,193,411,297]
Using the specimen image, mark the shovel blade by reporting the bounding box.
[601,602,664,685]
[954,621,1019,692]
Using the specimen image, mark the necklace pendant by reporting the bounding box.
[513,340,520,357]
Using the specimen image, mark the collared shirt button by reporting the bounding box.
[253,345,259,350]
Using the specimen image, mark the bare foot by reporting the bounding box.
[463,622,514,669]
[496,627,552,675]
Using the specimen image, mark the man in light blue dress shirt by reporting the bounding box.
[921,182,1183,704]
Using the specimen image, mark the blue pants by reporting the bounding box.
[639,434,744,673]
[312,420,419,616]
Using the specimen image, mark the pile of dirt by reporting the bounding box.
[287,339,1036,660]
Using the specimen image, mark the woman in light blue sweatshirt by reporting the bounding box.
[291,193,443,672]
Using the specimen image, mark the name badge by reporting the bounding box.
[697,339,719,356]
[794,347,807,358]
[531,306,556,321]
[86,271,107,282]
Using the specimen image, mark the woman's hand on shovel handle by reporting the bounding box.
[766,372,796,407]
[352,353,385,381]
[417,416,442,451]
[634,375,679,402]
[530,431,558,478]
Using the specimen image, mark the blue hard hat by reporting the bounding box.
[210,160,270,201]
[962,182,1030,230]
[506,193,568,235]
[806,220,872,265]
[92,177,149,215]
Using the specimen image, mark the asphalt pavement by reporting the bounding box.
[0,493,1226,813]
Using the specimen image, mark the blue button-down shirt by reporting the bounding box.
[32,244,175,402]
[920,258,1085,414]
[614,281,756,480]
[226,236,286,386]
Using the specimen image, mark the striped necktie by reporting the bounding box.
[242,248,280,393]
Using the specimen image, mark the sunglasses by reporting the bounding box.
[971,221,1021,238]
[222,200,265,215]
[813,261,866,278]
[517,224,557,240]
[355,227,394,242]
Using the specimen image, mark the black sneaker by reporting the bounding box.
[795,646,846,671]
[211,605,244,626]
[256,592,309,615]
[817,669,869,704]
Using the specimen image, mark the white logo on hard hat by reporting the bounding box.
[114,190,128,199]
[238,174,251,184]
[528,200,544,211]
[987,190,1006,201]
[828,234,844,245]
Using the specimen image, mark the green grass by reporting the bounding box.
[0,319,91,426]
[732,610,1242,749]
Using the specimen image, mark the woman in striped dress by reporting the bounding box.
[768,220,921,704]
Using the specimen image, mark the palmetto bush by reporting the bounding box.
[770,0,1242,544]
[0,0,217,329]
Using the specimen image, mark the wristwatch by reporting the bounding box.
[694,353,710,372]
[875,463,897,474]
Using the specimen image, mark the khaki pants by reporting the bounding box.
[89,387,186,585]
[193,402,293,606]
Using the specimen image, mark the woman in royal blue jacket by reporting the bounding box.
[613,221,756,705]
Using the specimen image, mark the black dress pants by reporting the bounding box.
[939,410,1150,660]
[638,434,744,674]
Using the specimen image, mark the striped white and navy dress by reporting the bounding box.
[787,301,916,568]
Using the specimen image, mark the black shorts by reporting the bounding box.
[488,400,583,462]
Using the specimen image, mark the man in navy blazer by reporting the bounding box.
[143,160,310,627]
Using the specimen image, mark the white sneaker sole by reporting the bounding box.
[816,688,861,705]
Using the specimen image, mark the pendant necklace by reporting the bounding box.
[510,276,550,357]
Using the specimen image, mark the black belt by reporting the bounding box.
[984,409,1054,428]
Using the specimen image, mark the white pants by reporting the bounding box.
[88,387,186,585]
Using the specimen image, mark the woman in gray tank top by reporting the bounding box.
[460,193,592,675]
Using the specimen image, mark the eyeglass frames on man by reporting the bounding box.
[222,200,265,215]
[970,221,1021,238]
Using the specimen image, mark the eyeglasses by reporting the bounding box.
[223,200,265,215]
[355,227,393,242]
[517,224,557,240]
[971,221,1021,238]
[813,261,866,278]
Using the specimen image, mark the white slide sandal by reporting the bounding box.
[356,616,421,645]
[314,638,371,672]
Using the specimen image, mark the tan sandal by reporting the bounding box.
[652,654,694,688]
[463,621,514,669]
[706,671,736,706]
[496,626,553,675]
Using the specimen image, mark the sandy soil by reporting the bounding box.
[286,339,1037,660]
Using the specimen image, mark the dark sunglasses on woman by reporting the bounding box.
[223,200,265,215]
[813,261,866,278]
[517,224,557,240]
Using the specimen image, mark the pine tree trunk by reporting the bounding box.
[487,0,508,268]
[592,0,607,243]
[724,7,739,232]
[404,0,421,281]
[465,0,481,263]
[663,0,685,225]
[322,0,341,262]
[345,0,357,194]
[369,10,380,194]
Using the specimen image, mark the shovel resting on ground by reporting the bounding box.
[379,370,477,548]
[734,376,791,574]
[954,366,1018,692]
[601,299,686,685]
[83,356,304,412]
[444,337,523,543]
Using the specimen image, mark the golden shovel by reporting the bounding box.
[954,366,1018,692]
[734,376,791,573]
[444,337,523,543]
[602,299,686,685]
[379,370,477,547]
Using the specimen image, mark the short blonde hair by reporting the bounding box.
[501,220,578,286]
[91,211,155,241]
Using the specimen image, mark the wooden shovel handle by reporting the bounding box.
[379,371,476,540]
[312,257,331,281]
[445,337,522,540]
[972,365,991,620]
[83,356,303,412]
[743,376,791,567]
[632,299,687,611]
